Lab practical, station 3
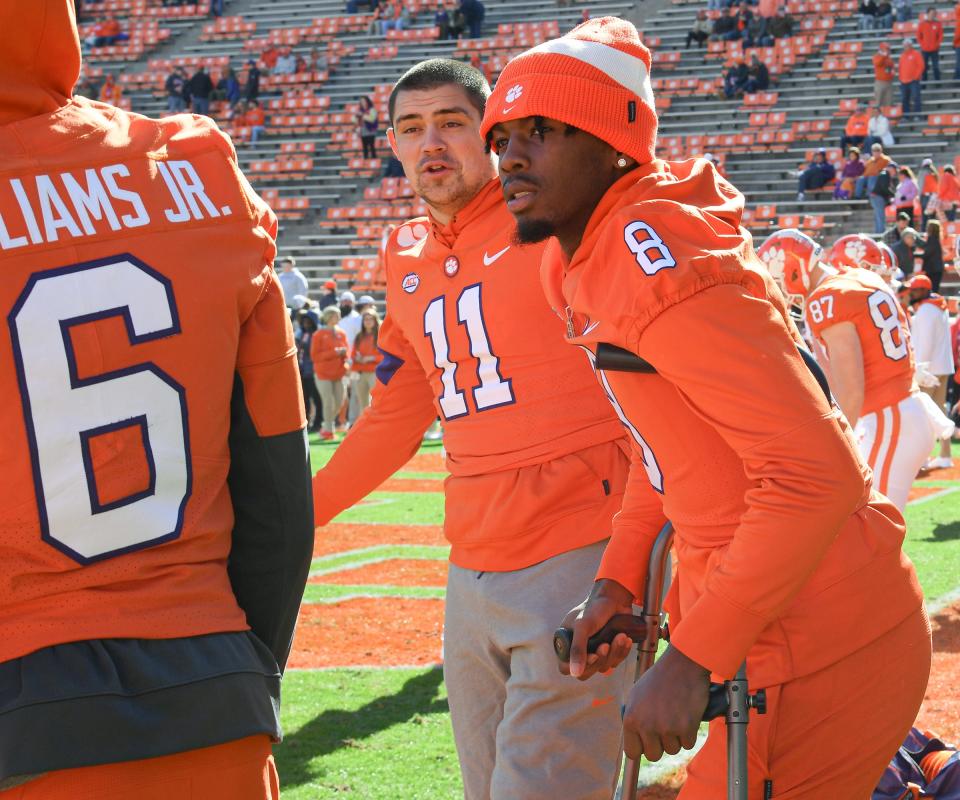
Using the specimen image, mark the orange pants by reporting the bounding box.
[0,735,278,800]
[682,607,931,799]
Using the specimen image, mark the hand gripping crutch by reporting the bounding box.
[553,522,766,800]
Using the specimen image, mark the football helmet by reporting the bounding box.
[757,229,823,307]
[829,234,894,278]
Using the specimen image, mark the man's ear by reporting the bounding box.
[387,128,400,158]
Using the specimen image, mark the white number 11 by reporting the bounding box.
[423,283,514,420]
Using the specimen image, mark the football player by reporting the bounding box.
[483,17,930,797]
[311,59,634,800]
[756,230,942,510]
[1,2,313,797]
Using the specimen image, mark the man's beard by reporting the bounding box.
[514,217,556,245]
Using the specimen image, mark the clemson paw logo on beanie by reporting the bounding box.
[505,85,524,104]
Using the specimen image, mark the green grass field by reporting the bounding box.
[274,437,960,799]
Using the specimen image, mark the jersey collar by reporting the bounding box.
[427,178,502,251]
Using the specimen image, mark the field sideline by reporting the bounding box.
[273,436,960,799]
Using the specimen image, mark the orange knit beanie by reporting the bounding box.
[479,16,657,164]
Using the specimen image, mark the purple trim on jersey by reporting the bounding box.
[376,347,404,386]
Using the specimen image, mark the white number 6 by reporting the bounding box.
[9,255,191,564]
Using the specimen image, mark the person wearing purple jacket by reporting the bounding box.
[895,165,920,225]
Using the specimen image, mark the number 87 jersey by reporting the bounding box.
[805,267,916,416]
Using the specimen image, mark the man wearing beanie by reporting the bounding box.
[483,17,930,796]
[312,58,634,799]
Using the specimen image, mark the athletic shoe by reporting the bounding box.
[928,456,953,469]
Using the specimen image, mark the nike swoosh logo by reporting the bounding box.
[582,320,601,336]
[483,246,511,266]
[503,105,516,113]
[591,695,616,708]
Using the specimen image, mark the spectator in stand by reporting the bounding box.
[86,16,121,47]
[919,157,940,225]
[435,2,450,39]
[459,0,485,38]
[756,0,778,40]
[835,146,865,199]
[895,165,920,224]
[937,164,959,222]
[864,104,895,150]
[307,48,327,73]
[856,141,893,197]
[899,39,924,119]
[310,306,349,441]
[274,48,296,75]
[797,148,837,200]
[165,67,186,112]
[98,72,122,105]
[875,0,894,26]
[906,272,955,468]
[723,58,749,98]
[893,226,920,273]
[209,0,223,16]
[873,41,895,107]
[767,10,795,39]
[922,219,945,290]
[295,308,323,433]
[346,0,380,11]
[872,163,901,233]
[893,0,913,21]
[278,257,309,306]
[860,0,878,30]
[318,279,338,310]
[244,59,260,102]
[294,53,307,73]
[917,9,944,81]
[213,67,241,106]
[744,53,770,93]
[356,95,379,160]
[351,309,383,418]
[188,65,213,116]
[954,0,960,80]
[712,7,741,41]
[448,5,466,38]
[839,102,869,151]
[246,100,267,145]
[338,291,363,346]
[884,208,911,244]
[261,45,280,72]
[686,10,711,48]
[744,14,767,48]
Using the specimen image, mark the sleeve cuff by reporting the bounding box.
[312,480,340,527]
[595,529,655,600]
[668,586,770,679]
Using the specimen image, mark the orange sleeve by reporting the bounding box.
[636,284,866,678]
[595,445,668,598]
[311,310,438,525]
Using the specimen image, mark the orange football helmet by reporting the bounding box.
[829,234,894,278]
[757,229,823,303]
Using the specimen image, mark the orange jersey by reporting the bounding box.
[310,325,348,379]
[541,158,922,686]
[805,268,916,415]
[0,22,303,661]
[312,179,627,570]
[351,331,381,373]
[873,52,895,82]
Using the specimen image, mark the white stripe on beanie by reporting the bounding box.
[525,37,654,107]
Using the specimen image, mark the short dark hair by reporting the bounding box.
[388,58,490,126]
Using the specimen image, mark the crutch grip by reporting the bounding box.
[702,683,729,721]
[553,614,651,663]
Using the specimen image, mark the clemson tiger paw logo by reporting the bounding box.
[760,246,785,278]
[845,239,867,262]
[505,84,524,103]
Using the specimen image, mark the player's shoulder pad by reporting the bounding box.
[579,198,771,345]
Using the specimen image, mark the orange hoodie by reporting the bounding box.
[0,0,304,662]
[541,158,923,685]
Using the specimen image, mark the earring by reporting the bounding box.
[616,156,628,168]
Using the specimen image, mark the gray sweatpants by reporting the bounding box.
[443,540,634,800]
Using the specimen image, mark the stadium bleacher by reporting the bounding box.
[76,0,960,300]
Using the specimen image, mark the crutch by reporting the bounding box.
[554,522,766,800]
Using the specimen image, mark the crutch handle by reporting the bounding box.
[552,614,651,663]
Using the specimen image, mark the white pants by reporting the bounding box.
[855,392,940,510]
[443,541,634,800]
